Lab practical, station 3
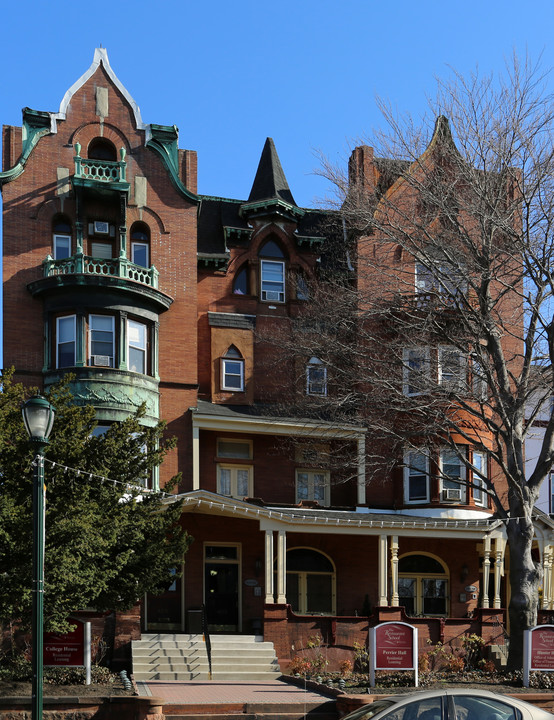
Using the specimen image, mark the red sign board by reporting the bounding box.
[530,626,554,670]
[44,621,85,666]
[374,622,415,669]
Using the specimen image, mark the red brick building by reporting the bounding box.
[3,48,553,665]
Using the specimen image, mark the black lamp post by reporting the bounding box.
[22,396,55,720]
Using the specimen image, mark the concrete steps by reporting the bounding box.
[132,633,281,682]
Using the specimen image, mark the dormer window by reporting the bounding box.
[259,240,285,302]
[221,346,244,391]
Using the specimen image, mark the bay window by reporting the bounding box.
[440,448,466,503]
[56,315,76,368]
[128,319,147,374]
[89,315,114,367]
[472,451,488,506]
[404,450,429,503]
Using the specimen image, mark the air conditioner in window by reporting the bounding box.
[91,355,111,367]
[262,290,284,302]
[444,488,462,502]
[93,221,110,235]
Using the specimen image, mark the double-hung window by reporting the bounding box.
[472,451,488,506]
[53,234,71,260]
[89,315,114,367]
[56,315,76,368]
[306,357,327,396]
[403,347,430,396]
[260,260,285,302]
[217,465,252,498]
[439,346,466,391]
[128,319,147,374]
[221,346,244,391]
[404,451,429,503]
[440,448,466,503]
[296,470,329,505]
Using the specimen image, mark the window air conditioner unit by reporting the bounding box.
[94,221,109,235]
[263,290,284,302]
[91,355,111,367]
[444,488,462,501]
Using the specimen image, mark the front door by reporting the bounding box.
[204,544,240,632]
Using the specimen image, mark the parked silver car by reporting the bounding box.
[340,688,554,720]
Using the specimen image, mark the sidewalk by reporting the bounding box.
[136,679,335,705]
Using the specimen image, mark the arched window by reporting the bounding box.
[284,548,336,615]
[296,272,309,301]
[306,357,327,396]
[221,345,244,392]
[398,554,448,617]
[88,138,117,161]
[259,239,285,302]
[52,216,72,260]
[233,264,249,295]
[130,223,150,268]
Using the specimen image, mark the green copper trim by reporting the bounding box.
[43,368,159,427]
[146,124,199,204]
[296,235,325,249]
[197,253,229,270]
[0,109,52,186]
[239,197,305,222]
[224,226,253,244]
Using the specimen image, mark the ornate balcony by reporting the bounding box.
[73,143,127,183]
[43,254,159,288]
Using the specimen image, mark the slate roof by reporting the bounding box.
[248,137,297,205]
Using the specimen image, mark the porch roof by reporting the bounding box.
[173,489,504,539]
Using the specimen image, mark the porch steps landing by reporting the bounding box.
[132,633,281,682]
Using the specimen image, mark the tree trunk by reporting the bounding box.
[506,517,541,671]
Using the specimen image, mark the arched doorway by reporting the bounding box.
[398,553,449,616]
[285,547,336,615]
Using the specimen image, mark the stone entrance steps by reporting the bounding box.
[132,633,281,682]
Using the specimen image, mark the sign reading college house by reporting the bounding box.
[43,619,92,684]
[524,624,554,687]
[370,621,418,687]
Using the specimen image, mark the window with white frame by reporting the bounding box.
[472,451,488,507]
[217,465,252,498]
[221,346,244,391]
[403,347,430,396]
[260,260,285,302]
[438,346,466,391]
[403,451,429,503]
[132,242,149,267]
[306,357,327,396]
[128,319,147,374]
[296,470,330,505]
[415,259,466,298]
[53,234,71,260]
[89,315,114,367]
[56,315,76,368]
[440,448,466,503]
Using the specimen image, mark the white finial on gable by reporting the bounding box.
[49,48,147,135]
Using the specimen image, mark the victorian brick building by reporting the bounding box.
[3,49,554,666]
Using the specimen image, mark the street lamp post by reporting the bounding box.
[22,396,55,720]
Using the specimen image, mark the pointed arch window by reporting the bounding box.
[259,240,285,302]
[233,264,249,295]
[221,346,244,391]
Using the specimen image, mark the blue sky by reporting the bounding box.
[2,0,554,365]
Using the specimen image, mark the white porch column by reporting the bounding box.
[378,534,388,606]
[265,530,274,604]
[277,529,287,604]
[192,424,200,490]
[390,535,399,607]
[493,537,505,610]
[481,537,491,609]
[543,545,553,610]
[357,436,366,505]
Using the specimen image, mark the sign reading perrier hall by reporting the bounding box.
[370,621,418,687]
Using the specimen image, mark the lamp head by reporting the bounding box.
[22,395,56,445]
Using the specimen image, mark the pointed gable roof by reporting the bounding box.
[248,137,297,205]
[241,138,304,222]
